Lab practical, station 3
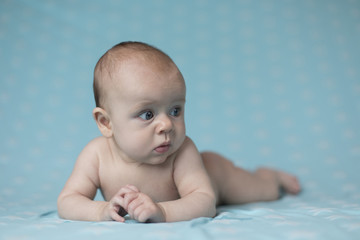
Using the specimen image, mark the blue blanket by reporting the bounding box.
[1,0,359,239]
[1,193,360,239]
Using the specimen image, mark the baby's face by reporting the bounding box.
[105,58,186,165]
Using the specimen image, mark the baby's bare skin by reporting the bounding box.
[57,42,301,223]
[202,152,300,205]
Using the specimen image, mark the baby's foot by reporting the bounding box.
[276,170,301,195]
[256,168,301,197]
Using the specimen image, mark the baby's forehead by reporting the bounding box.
[112,50,181,79]
[114,48,174,70]
[97,46,185,109]
[104,51,183,88]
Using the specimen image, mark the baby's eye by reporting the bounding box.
[169,107,181,117]
[139,111,154,120]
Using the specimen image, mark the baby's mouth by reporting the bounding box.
[154,143,171,154]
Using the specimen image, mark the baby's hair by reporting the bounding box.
[93,41,178,108]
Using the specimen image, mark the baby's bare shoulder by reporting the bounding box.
[75,136,110,165]
[174,136,201,165]
[177,136,198,153]
[82,136,109,153]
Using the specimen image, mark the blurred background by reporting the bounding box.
[1,0,359,208]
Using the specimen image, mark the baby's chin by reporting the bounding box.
[145,148,179,165]
[142,155,171,165]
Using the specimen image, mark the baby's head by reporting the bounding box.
[92,42,187,164]
[93,41,185,110]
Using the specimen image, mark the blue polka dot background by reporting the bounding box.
[1,0,359,208]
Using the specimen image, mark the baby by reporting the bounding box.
[57,41,301,223]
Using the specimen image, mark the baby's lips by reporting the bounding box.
[154,144,170,154]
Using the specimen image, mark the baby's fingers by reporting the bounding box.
[127,195,144,218]
[109,195,128,216]
[133,203,158,223]
[103,200,125,222]
[125,184,139,193]
[110,210,125,222]
[123,192,139,209]
[116,184,139,198]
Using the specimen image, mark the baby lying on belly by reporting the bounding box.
[57,41,301,223]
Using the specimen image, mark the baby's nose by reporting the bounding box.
[157,114,173,134]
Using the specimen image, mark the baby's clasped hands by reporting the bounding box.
[106,184,165,223]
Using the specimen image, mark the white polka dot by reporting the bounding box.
[260,146,272,156]
[318,140,330,150]
[251,112,266,122]
[351,146,360,156]
[290,152,303,162]
[29,147,43,157]
[6,138,18,148]
[343,129,355,139]
[302,89,313,101]
[0,92,9,104]
[305,107,318,117]
[13,120,25,132]
[342,183,357,192]
[324,156,338,165]
[277,102,290,112]
[226,124,240,135]
[224,106,239,117]
[274,83,285,94]
[336,112,347,122]
[13,177,26,186]
[255,129,268,140]
[312,124,325,134]
[249,94,263,105]
[228,141,242,152]
[285,135,298,145]
[0,154,9,164]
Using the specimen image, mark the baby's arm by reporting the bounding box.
[157,137,216,222]
[57,138,123,222]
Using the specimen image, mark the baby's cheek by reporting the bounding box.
[113,134,140,154]
[177,129,187,145]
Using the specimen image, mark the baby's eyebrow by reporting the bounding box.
[132,100,154,110]
[175,97,186,102]
[132,98,185,110]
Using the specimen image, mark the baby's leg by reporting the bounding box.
[202,152,301,205]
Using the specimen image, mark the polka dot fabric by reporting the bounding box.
[0,1,359,239]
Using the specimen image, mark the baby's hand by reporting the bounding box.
[122,191,165,223]
[103,184,139,222]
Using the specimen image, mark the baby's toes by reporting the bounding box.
[286,176,301,194]
[278,172,301,195]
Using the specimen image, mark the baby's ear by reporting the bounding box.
[93,107,113,138]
